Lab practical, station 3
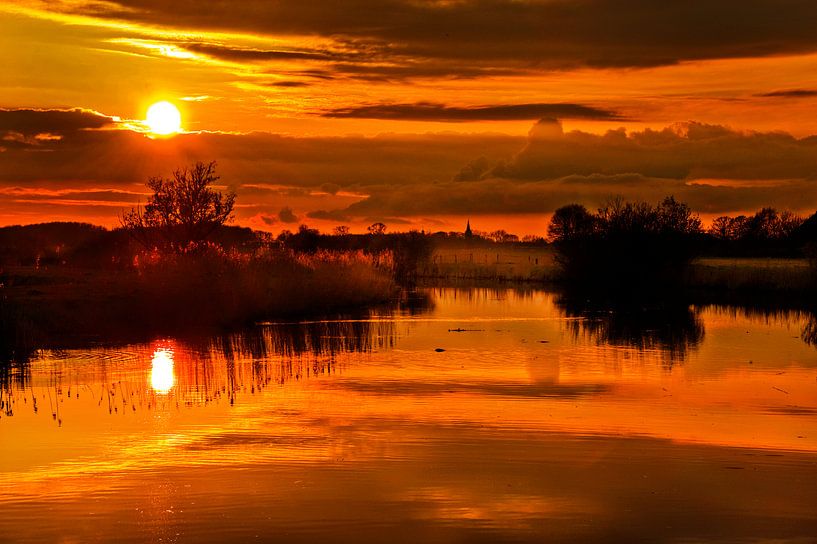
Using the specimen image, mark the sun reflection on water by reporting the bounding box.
[150,348,175,394]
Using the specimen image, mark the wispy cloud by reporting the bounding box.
[757,89,817,98]
[10,0,817,77]
[322,102,622,122]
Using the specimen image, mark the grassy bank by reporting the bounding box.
[0,248,395,362]
[687,258,815,292]
[422,245,817,295]
[421,246,557,282]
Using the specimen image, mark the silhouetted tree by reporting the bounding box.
[655,197,702,235]
[367,222,387,235]
[707,209,804,256]
[121,161,236,249]
[746,207,781,240]
[548,204,595,242]
[390,231,434,284]
[779,211,804,238]
[282,225,321,253]
[548,196,703,289]
[487,230,519,243]
[333,225,350,235]
[709,216,734,240]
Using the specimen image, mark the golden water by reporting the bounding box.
[1,288,815,542]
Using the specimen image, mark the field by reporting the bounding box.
[688,257,814,292]
[423,246,816,292]
[422,245,558,282]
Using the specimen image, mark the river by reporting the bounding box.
[1,287,815,542]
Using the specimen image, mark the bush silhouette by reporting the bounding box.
[549,196,702,288]
[121,161,236,250]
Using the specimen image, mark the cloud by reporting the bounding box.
[311,119,817,218]
[486,118,817,182]
[4,108,817,226]
[0,108,116,138]
[319,183,340,195]
[0,109,524,186]
[322,102,621,122]
[21,0,817,76]
[183,42,338,62]
[309,62,523,82]
[757,89,817,98]
[314,175,817,219]
[306,209,351,222]
[256,213,277,226]
[277,206,298,223]
[265,81,310,88]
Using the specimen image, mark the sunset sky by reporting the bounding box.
[2,1,817,235]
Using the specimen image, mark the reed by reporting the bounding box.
[0,247,396,365]
[687,257,814,292]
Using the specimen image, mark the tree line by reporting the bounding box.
[547,197,817,289]
[3,161,817,289]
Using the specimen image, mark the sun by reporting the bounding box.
[145,101,182,135]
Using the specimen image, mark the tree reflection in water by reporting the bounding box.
[555,292,705,366]
[797,315,817,347]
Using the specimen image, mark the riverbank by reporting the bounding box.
[0,250,396,361]
[421,246,558,282]
[421,245,817,294]
[686,257,814,292]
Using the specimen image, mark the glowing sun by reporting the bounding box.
[146,101,182,135]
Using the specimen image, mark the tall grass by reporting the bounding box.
[0,246,396,365]
[126,246,396,327]
[686,258,815,292]
[423,246,557,282]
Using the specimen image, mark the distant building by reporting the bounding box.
[464,219,473,238]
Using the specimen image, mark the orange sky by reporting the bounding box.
[2,1,817,235]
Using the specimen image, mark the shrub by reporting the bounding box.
[549,196,703,289]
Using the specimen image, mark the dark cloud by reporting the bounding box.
[257,213,277,226]
[183,42,337,62]
[363,215,412,225]
[176,42,525,82]
[319,183,340,195]
[51,0,817,75]
[0,108,115,137]
[277,206,298,223]
[306,209,350,222]
[318,62,524,82]
[0,187,142,203]
[487,118,817,181]
[757,89,817,98]
[310,119,817,218]
[265,81,310,88]
[322,103,621,122]
[318,175,817,219]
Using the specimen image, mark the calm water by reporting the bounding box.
[1,288,816,543]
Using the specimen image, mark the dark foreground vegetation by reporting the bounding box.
[548,197,817,292]
[548,197,702,289]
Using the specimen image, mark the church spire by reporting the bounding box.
[465,219,472,237]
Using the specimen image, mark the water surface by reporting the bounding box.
[1,288,816,542]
